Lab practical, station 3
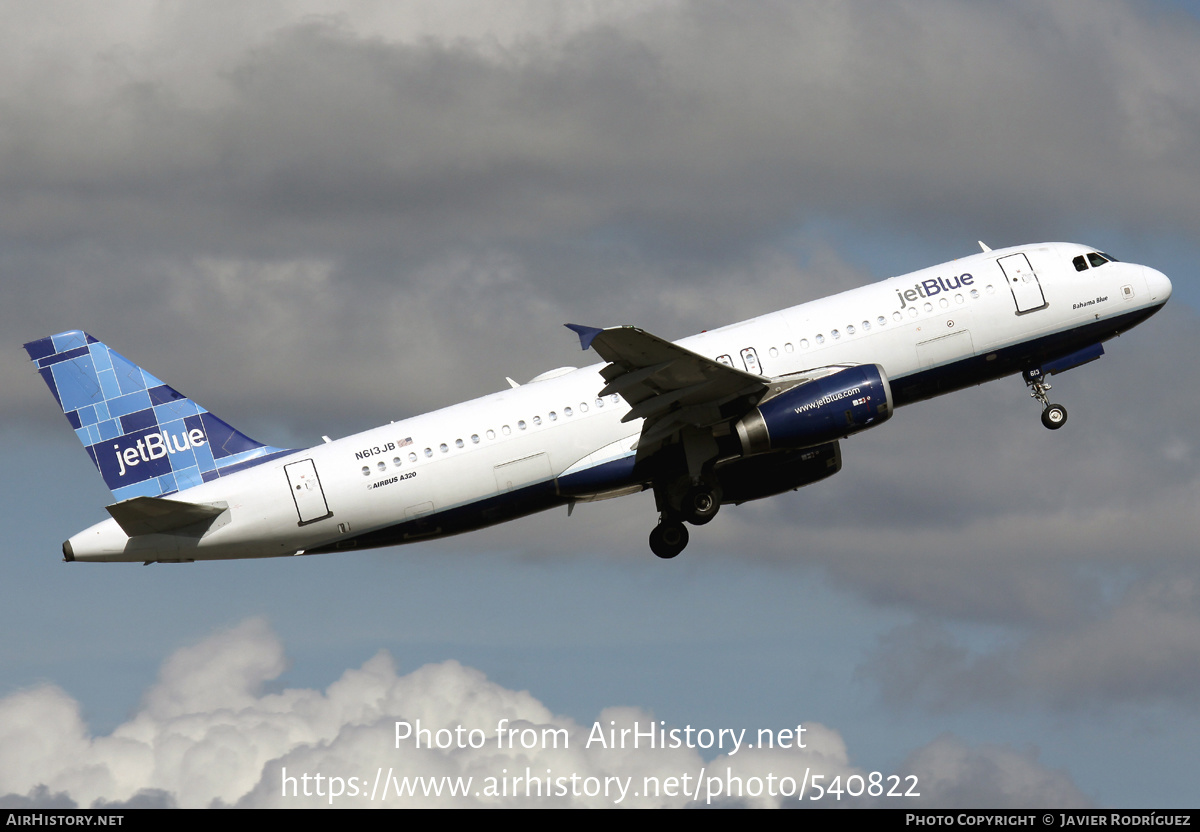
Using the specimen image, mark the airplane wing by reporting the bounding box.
[566,324,768,457]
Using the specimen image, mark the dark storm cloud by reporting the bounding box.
[5,1,1200,431]
[4,1,1194,253]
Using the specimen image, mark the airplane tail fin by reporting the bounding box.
[24,330,291,501]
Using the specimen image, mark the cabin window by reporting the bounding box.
[439,443,448,453]
[716,354,733,366]
[769,346,779,357]
[549,411,557,422]
[361,466,370,476]
[847,325,856,335]
[565,407,574,417]
[518,420,527,430]
[939,298,949,308]
[579,402,588,412]
[815,334,825,344]
[408,452,417,462]
[424,447,433,458]
[923,302,933,312]
[955,294,964,304]
[502,425,511,436]
[393,457,402,466]
[595,398,604,408]
[533,415,542,425]
[377,461,386,471]
[877,316,886,326]
[486,429,496,440]
[893,311,902,322]
[471,434,479,444]
[784,342,794,352]
[455,438,464,448]
[799,339,809,349]
[970,289,980,299]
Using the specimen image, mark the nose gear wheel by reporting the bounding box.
[1026,372,1068,431]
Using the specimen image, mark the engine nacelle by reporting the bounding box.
[735,364,893,456]
[717,442,841,504]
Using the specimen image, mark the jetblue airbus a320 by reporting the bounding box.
[26,242,1171,562]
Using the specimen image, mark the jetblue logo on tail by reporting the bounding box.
[26,330,292,501]
[114,429,208,478]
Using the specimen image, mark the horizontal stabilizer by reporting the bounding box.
[106,496,227,537]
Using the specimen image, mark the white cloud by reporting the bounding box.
[0,619,1089,808]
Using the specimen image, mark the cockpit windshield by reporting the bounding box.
[1073,251,1119,271]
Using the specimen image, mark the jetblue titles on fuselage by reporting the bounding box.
[895,273,975,309]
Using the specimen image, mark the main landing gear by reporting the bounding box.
[1025,370,1068,430]
[648,480,722,559]
[649,519,689,559]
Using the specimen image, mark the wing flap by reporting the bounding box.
[598,360,675,398]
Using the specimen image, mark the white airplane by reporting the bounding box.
[27,242,1171,563]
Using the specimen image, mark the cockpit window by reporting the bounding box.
[1073,255,1088,272]
[1087,251,1115,268]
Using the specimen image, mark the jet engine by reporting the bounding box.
[735,364,893,456]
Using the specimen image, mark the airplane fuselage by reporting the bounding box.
[53,242,1172,562]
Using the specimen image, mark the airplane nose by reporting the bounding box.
[1143,266,1172,303]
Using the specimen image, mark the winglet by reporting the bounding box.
[565,323,605,352]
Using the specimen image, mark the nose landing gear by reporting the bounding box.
[1025,369,1068,430]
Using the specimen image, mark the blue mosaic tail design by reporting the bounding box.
[24,330,292,502]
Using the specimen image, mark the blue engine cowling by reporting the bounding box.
[735,364,893,456]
